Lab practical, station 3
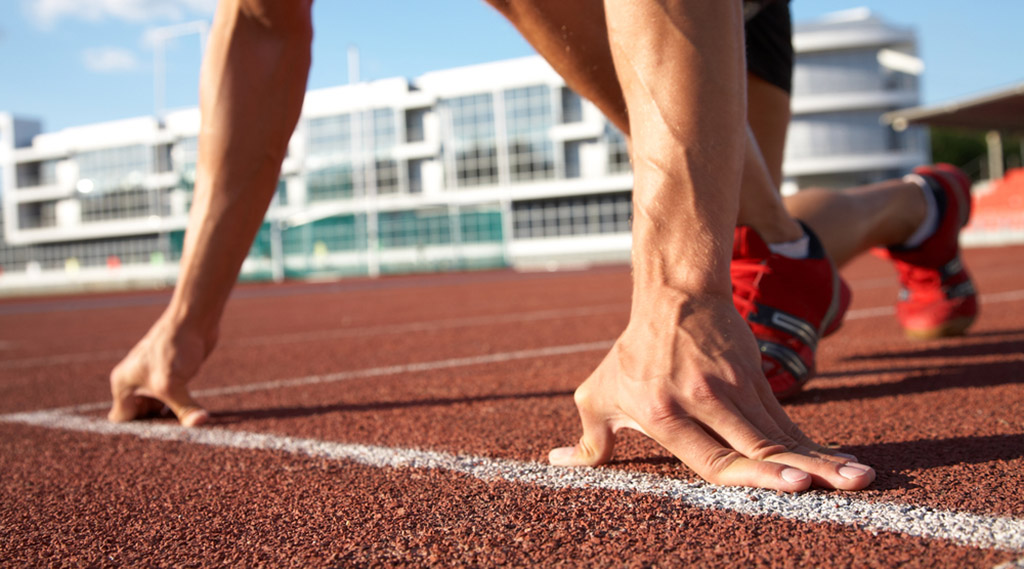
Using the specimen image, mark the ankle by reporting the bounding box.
[891,177,934,247]
[897,173,937,247]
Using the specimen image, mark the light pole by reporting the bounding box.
[150,21,209,117]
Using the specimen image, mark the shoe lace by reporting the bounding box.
[731,258,770,317]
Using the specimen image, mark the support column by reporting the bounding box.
[986,129,1004,180]
[270,219,284,283]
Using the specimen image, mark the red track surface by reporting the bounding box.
[2,246,1023,567]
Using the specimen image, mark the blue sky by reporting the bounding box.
[0,1,1020,134]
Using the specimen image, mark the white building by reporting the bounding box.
[0,10,925,292]
[783,8,929,192]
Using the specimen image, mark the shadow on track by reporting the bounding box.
[843,328,1024,362]
[842,433,1024,491]
[789,327,1024,405]
[207,389,574,425]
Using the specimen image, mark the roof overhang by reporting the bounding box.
[882,82,1024,133]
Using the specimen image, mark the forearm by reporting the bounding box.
[167,0,313,334]
[605,1,746,303]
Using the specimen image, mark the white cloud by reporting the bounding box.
[26,0,216,27]
[82,47,140,72]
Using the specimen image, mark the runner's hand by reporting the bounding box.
[549,294,874,491]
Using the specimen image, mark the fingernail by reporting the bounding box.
[781,468,809,483]
[839,463,872,479]
[834,452,858,461]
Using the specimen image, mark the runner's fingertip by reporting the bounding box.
[107,399,135,423]
[548,446,578,465]
[179,407,209,427]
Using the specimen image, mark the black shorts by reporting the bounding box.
[744,0,794,94]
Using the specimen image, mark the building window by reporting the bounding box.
[786,110,895,160]
[174,137,199,188]
[307,165,355,202]
[561,87,584,123]
[274,179,288,206]
[446,93,499,187]
[407,159,425,194]
[405,108,427,143]
[606,125,631,174]
[18,201,57,229]
[0,234,168,272]
[793,49,887,96]
[369,108,396,152]
[564,141,582,179]
[378,209,452,248]
[460,208,503,243]
[80,188,166,223]
[307,114,353,159]
[15,159,59,189]
[505,85,555,183]
[368,109,399,194]
[283,214,367,254]
[75,145,150,194]
[153,144,173,173]
[375,159,400,195]
[512,192,632,239]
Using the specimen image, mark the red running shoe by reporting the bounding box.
[732,223,851,400]
[875,164,978,339]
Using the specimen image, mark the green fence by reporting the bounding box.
[170,204,507,281]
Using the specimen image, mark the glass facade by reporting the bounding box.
[307,114,353,159]
[561,87,584,124]
[793,49,918,96]
[17,201,56,229]
[405,108,427,143]
[0,233,169,272]
[379,209,452,248]
[80,187,170,223]
[0,77,640,284]
[176,136,199,177]
[15,159,58,188]
[446,93,499,187]
[307,114,357,201]
[76,145,150,194]
[504,85,555,183]
[306,110,400,197]
[283,215,367,256]
[513,192,632,239]
[606,125,631,174]
[369,108,399,195]
[307,164,355,202]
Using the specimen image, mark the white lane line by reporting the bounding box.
[0,349,128,370]
[3,409,1023,553]
[58,340,615,414]
[984,289,1024,304]
[193,340,613,398]
[0,304,626,370]
[995,556,1024,568]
